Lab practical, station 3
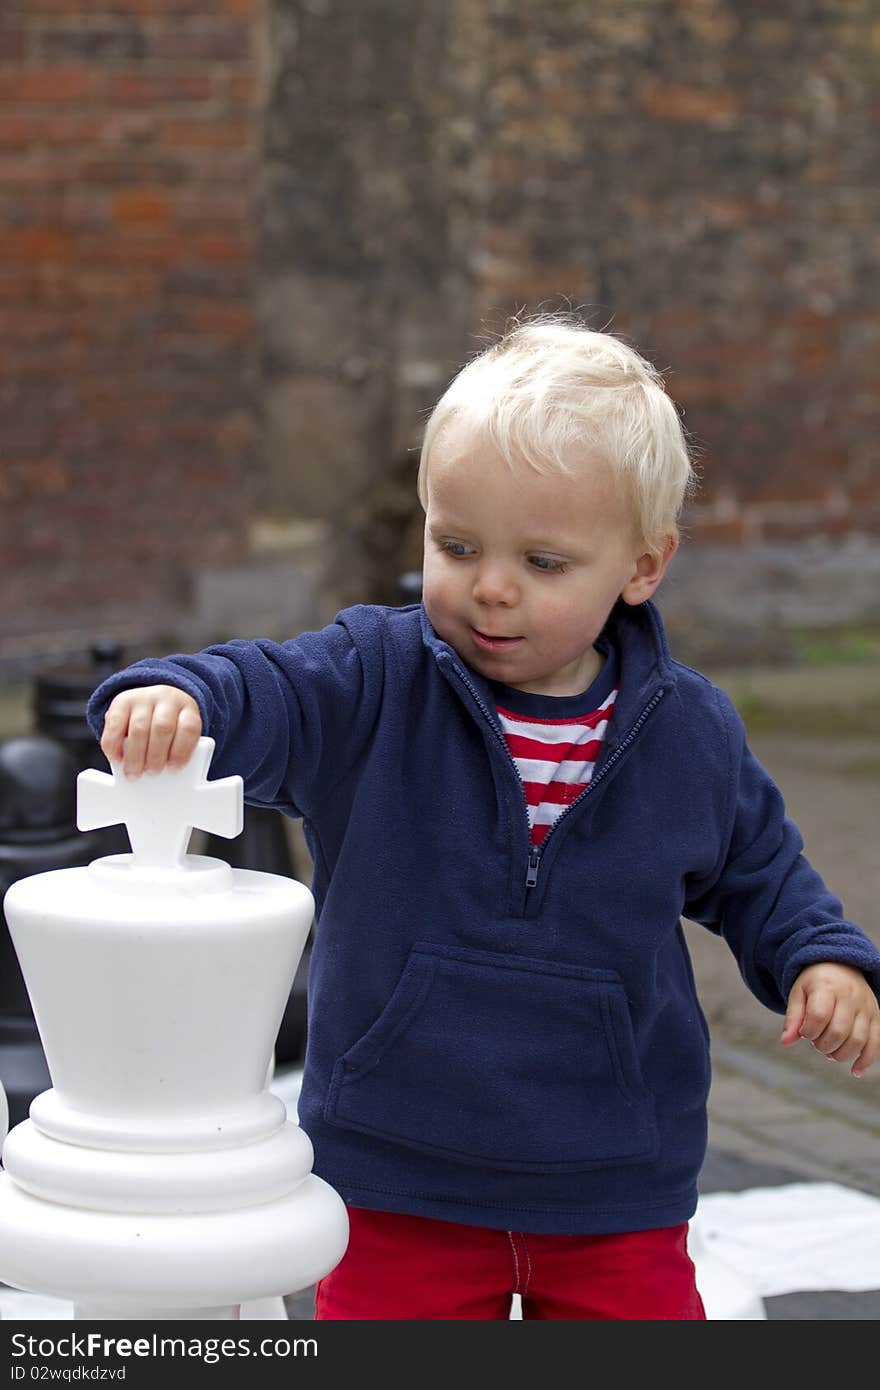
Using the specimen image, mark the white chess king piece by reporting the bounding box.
[0,739,348,1320]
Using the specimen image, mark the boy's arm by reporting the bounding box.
[683,688,880,1019]
[86,612,386,818]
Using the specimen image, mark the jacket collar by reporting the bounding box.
[420,597,677,742]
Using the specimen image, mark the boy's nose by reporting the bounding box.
[472,564,519,606]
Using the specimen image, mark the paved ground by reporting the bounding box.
[684,719,880,1319]
[688,728,879,1196]
[1,657,879,1319]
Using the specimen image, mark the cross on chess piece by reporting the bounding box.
[76,738,243,869]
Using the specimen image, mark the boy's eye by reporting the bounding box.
[528,555,568,573]
[440,539,476,558]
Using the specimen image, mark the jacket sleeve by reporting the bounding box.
[85,608,386,820]
[683,686,880,1013]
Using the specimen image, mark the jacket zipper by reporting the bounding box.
[526,845,541,888]
[453,663,535,853]
[527,686,667,886]
[455,663,666,892]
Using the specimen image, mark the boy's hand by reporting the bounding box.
[782,962,880,1078]
[100,685,202,778]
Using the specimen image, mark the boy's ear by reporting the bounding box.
[620,533,678,606]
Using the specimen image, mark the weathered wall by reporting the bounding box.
[258,0,486,613]
[1,0,878,680]
[0,1,264,677]
[471,0,880,661]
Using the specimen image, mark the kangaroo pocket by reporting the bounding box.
[324,943,659,1172]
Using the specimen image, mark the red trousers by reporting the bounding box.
[315,1206,706,1320]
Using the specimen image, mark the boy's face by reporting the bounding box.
[422,426,671,697]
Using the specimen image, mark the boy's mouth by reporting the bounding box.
[470,627,524,652]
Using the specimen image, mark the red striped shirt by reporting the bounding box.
[496,688,618,846]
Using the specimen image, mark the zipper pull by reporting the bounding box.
[525,846,540,889]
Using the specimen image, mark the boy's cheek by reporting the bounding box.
[420,567,453,620]
[423,593,451,638]
[422,588,465,654]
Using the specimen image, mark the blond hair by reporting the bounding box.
[418,317,696,557]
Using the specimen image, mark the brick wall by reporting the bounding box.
[465,0,880,660]
[258,0,880,663]
[2,1,878,680]
[476,0,880,553]
[0,1,263,676]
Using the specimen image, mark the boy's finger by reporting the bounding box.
[793,982,837,1043]
[100,730,124,765]
[780,983,806,1045]
[167,707,202,768]
[825,1031,865,1066]
[100,702,130,764]
[122,743,146,778]
[121,704,153,778]
[143,699,184,774]
[809,999,857,1057]
[852,1018,880,1078]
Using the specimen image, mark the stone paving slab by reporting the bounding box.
[684,725,879,1205]
[706,1060,880,1195]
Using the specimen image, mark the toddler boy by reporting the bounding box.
[88,318,880,1320]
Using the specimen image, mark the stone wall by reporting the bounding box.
[0,1,264,677]
[1,0,878,680]
[258,0,486,613]
[470,0,880,661]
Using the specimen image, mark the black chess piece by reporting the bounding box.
[33,638,131,855]
[0,735,105,1126]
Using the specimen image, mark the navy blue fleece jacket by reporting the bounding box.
[87,599,880,1234]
